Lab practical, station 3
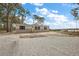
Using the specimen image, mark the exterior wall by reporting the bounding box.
[15,24,49,33]
[33,25,49,32]
[15,24,33,33]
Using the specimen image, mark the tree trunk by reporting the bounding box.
[76,20,77,32]
[6,4,10,32]
[6,14,9,32]
[22,16,23,24]
[10,20,12,32]
[6,11,11,32]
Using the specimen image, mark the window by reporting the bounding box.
[35,27,37,30]
[35,26,40,30]
[38,26,40,30]
[44,27,47,30]
[19,26,25,30]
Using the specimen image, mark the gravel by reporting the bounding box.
[0,32,79,56]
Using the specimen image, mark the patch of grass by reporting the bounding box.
[20,35,47,38]
[49,30,61,32]
[61,31,79,36]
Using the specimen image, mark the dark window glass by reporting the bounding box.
[35,27,37,30]
[19,26,25,30]
[38,26,40,30]
[44,27,47,30]
[35,26,40,30]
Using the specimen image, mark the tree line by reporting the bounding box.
[0,3,45,32]
[71,3,79,30]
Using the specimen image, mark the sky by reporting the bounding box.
[22,3,79,29]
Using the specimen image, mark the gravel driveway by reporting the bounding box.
[0,32,79,56]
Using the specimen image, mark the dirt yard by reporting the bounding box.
[0,32,79,56]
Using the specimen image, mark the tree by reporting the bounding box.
[38,16,45,24]
[18,7,30,24]
[71,4,79,31]
[9,4,30,31]
[0,3,30,32]
[33,15,45,25]
[0,3,19,32]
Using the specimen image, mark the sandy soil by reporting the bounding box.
[0,32,79,56]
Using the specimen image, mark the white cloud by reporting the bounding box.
[21,3,26,5]
[47,14,77,29]
[44,20,77,29]
[27,18,33,24]
[24,17,33,24]
[47,13,68,22]
[35,7,79,29]
[36,8,58,16]
[36,8,50,15]
[52,10,58,14]
[53,21,76,29]
[31,3,44,6]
